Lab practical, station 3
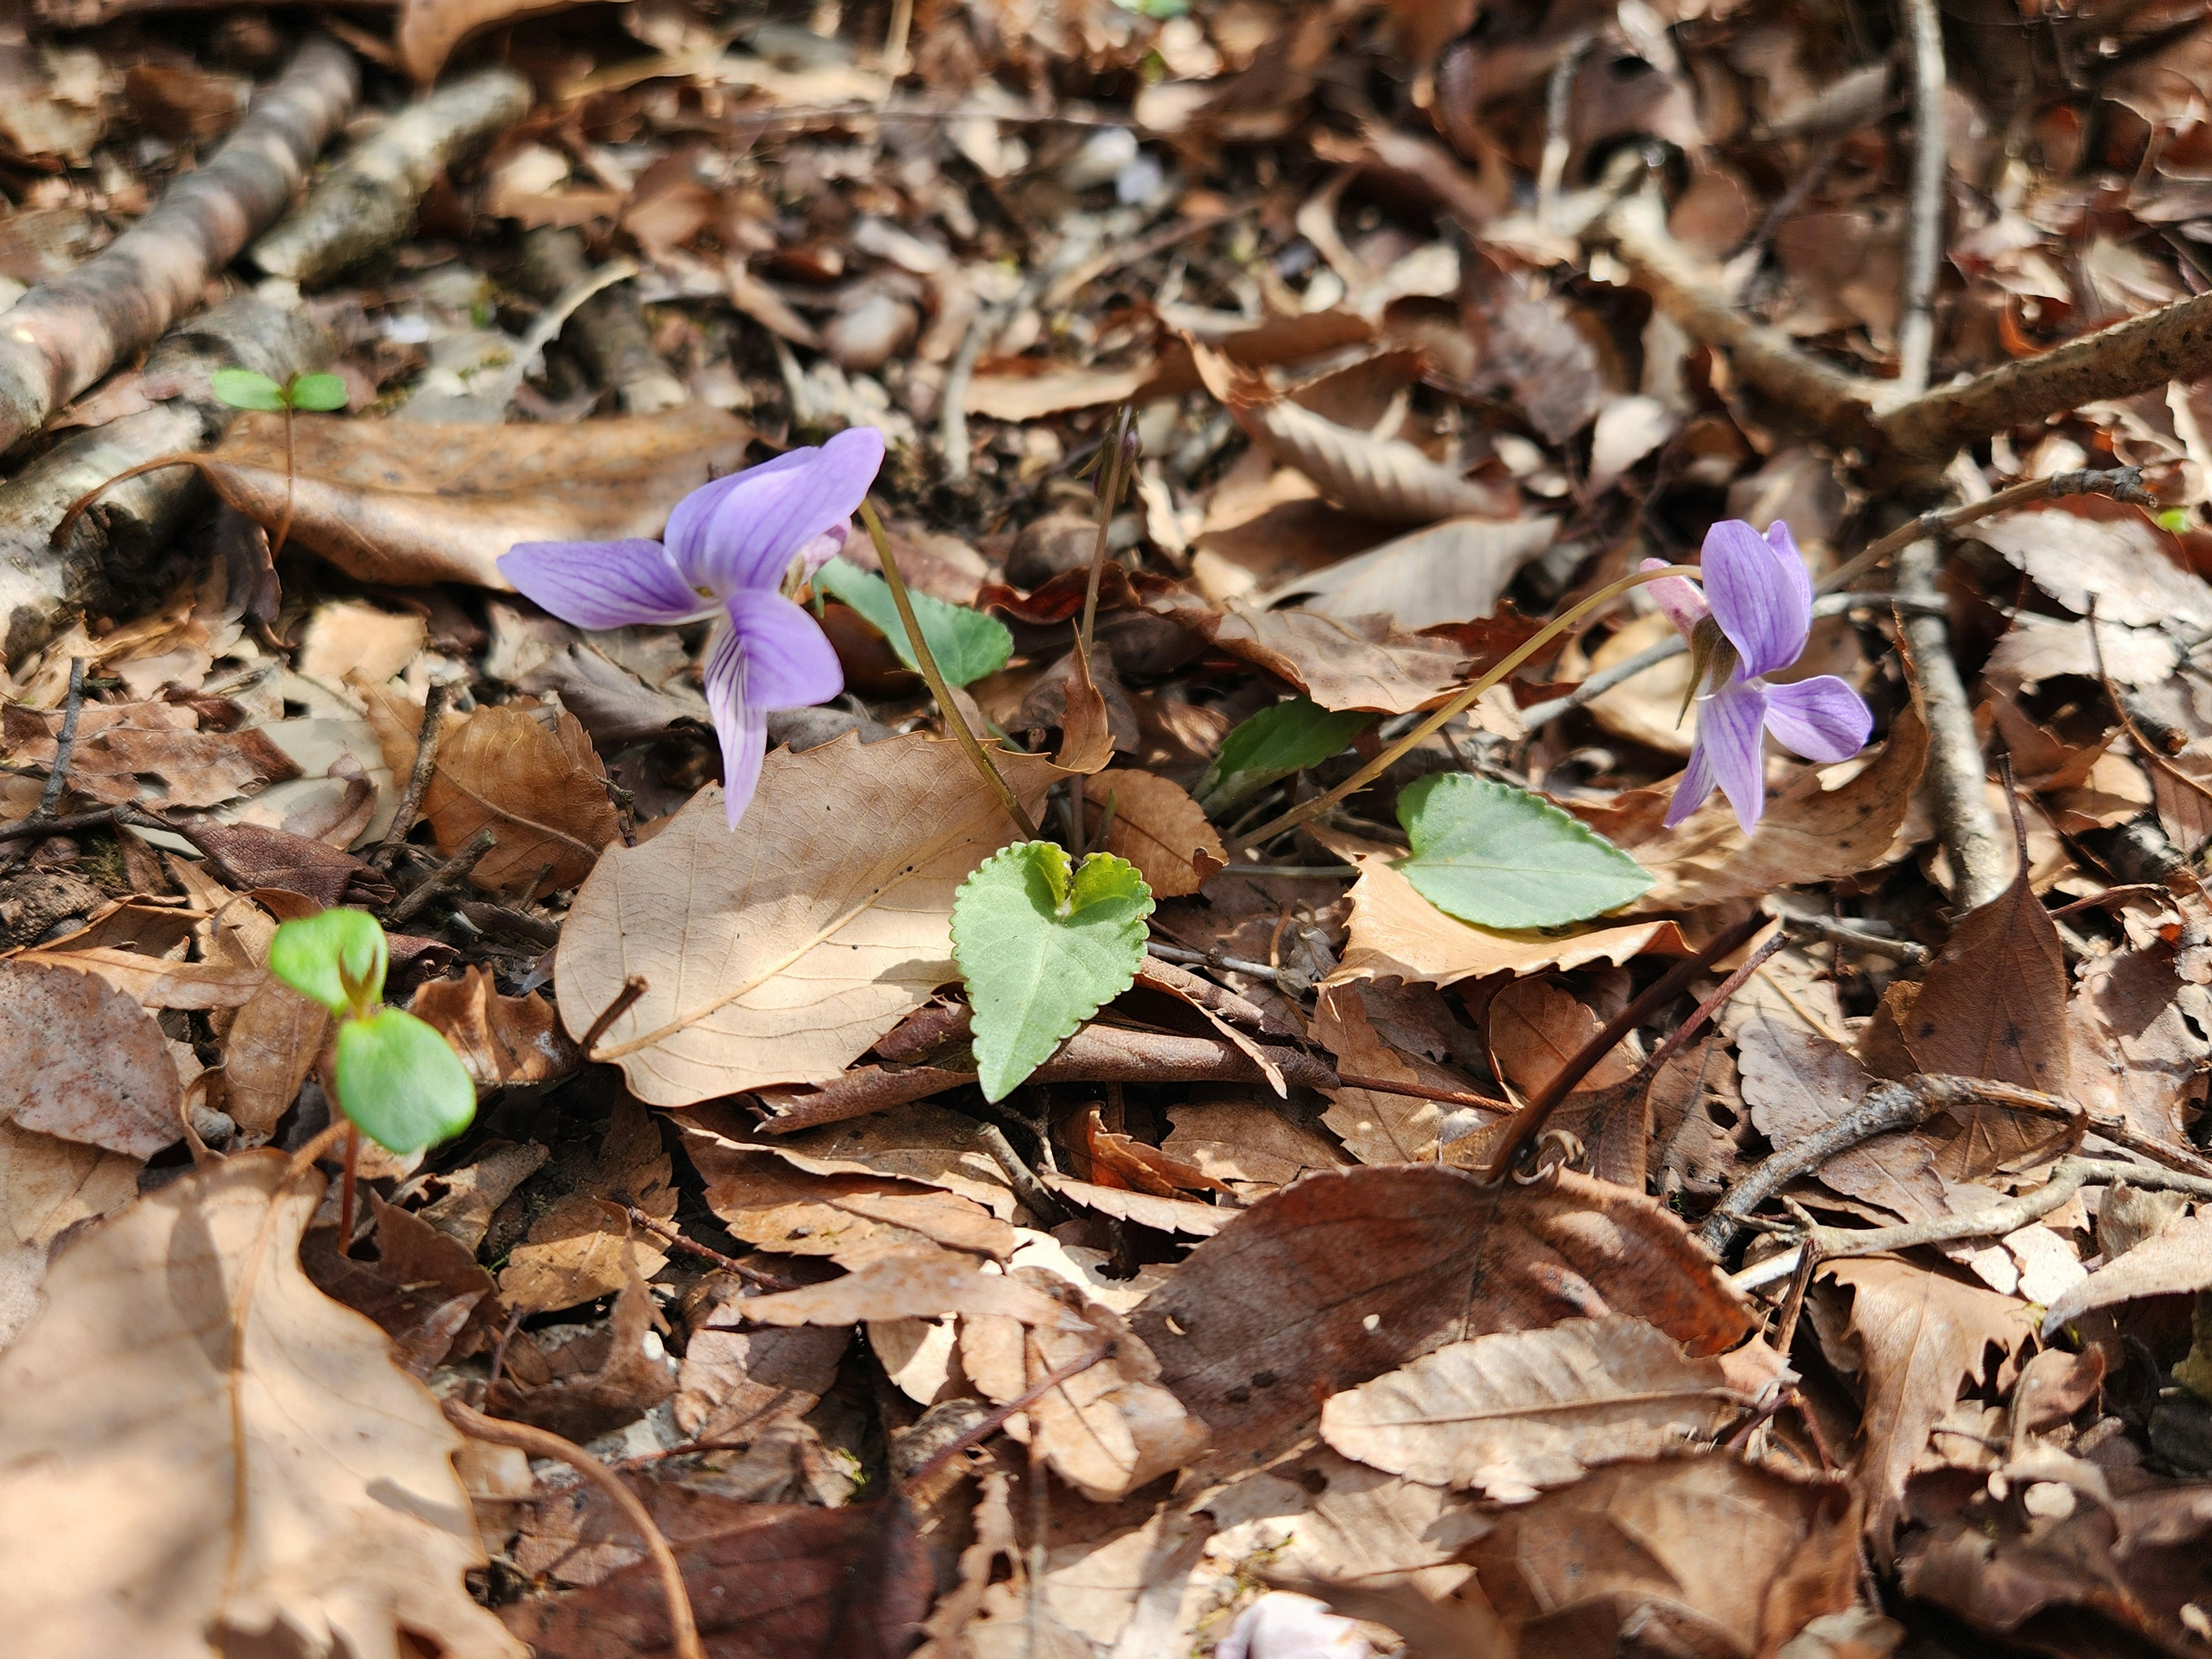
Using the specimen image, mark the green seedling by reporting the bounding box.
[268,907,475,1157]
[209,370,347,558]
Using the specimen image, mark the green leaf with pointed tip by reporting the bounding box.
[1396,773,1652,929]
[268,908,387,1017]
[209,368,288,412]
[286,372,348,411]
[952,842,1154,1101]
[813,556,1013,688]
[1195,696,1372,815]
[332,1008,477,1153]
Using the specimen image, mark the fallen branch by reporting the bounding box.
[1895,0,1946,397]
[1699,1074,2082,1255]
[1895,539,2012,910]
[518,227,687,415]
[251,67,531,290]
[0,36,356,456]
[385,827,498,927]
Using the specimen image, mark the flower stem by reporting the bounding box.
[1237,563,1702,847]
[1078,404,1134,658]
[859,498,1038,839]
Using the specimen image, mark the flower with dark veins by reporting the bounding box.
[1642,519,1872,832]
[499,426,885,828]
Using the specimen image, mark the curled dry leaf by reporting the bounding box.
[410,966,577,1090]
[0,1152,521,1659]
[192,405,751,589]
[557,734,1059,1105]
[738,1247,1077,1328]
[16,944,267,1009]
[1320,1315,1745,1502]
[1162,1100,1350,1201]
[1261,514,1554,630]
[1465,1454,1860,1657]
[488,1261,676,1443]
[302,1192,499,1374]
[0,1119,140,1350]
[371,692,620,899]
[0,958,181,1157]
[676,1274,849,1442]
[221,980,327,1141]
[1130,1165,1756,1471]
[1314,979,1498,1165]
[2040,1211,2212,1337]
[1082,769,1225,897]
[1207,607,1510,715]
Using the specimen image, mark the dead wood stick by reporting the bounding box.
[1822,465,2153,595]
[975,1121,1069,1228]
[1699,1074,2082,1255]
[252,66,531,289]
[1778,911,1930,965]
[1734,1156,2212,1290]
[369,680,450,863]
[33,656,86,818]
[0,36,356,456]
[623,1206,800,1290]
[0,295,334,667]
[518,226,687,414]
[1895,0,1946,396]
[385,827,497,927]
[442,1399,706,1659]
[1895,539,2012,910]
[898,1342,1116,1494]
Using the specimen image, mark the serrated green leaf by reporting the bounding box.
[814,556,1013,688]
[1396,774,1652,929]
[333,1009,477,1153]
[209,368,288,412]
[952,842,1154,1101]
[268,908,387,1017]
[286,372,348,411]
[1196,696,1372,814]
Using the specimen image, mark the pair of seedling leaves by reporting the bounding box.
[267,909,476,1154]
[949,701,1647,1104]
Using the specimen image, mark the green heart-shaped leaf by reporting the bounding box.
[952,842,1154,1101]
[333,1008,477,1153]
[268,908,387,1017]
[1396,773,1652,929]
[209,368,289,412]
[814,555,1013,687]
[286,372,349,411]
[1196,696,1372,814]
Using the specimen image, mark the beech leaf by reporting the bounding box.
[813,555,1013,687]
[1396,773,1653,927]
[1195,695,1371,813]
[952,842,1155,1101]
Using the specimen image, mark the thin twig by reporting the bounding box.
[444,1399,706,1659]
[1145,939,1308,988]
[36,657,86,817]
[899,1341,1116,1494]
[1895,536,2011,910]
[859,499,1037,839]
[1078,406,1134,659]
[2088,596,2212,815]
[1335,1074,1511,1112]
[1220,863,1357,879]
[1821,465,2152,596]
[1778,911,1931,965]
[1895,0,1947,397]
[372,680,450,864]
[578,974,650,1055]
[385,827,497,927]
[1643,928,1787,1078]
[624,1205,800,1290]
[976,1121,1069,1229]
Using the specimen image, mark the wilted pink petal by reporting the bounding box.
[1638,555,1710,640]
[498,538,705,629]
[1702,519,1810,679]
[1763,674,1873,763]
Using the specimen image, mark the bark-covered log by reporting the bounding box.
[0,296,332,667]
[250,68,532,290]
[517,226,687,415]
[0,36,357,457]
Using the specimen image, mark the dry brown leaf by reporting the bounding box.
[411,967,577,1090]
[676,1273,849,1442]
[223,979,328,1141]
[489,1260,676,1442]
[1971,497,2212,631]
[195,406,751,589]
[1465,1455,1860,1657]
[961,1270,1208,1501]
[1131,1165,1756,1471]
[0,959,181,1157]
[1206,607,1482,714]
[1487,976,1643,1096]
[415,1141,549,1251]
[1320,1315,1745,1501]
[1053,643,1118,774]
[497,1101,673,1315]
[739,1248,1077,1328]
[963,355,1161,421]
[1161,1100,1350,1201]
[2068,942,2212,1152]
[1816,1258,2035,1553]
[1314,979,1497,1165]
[0,1152,520,1658]
[1082,769,1224,897]
[1260,515,1555,630]
[1041,1172,1228,1236]
[684,1120,1017,1264]
[0,1119,139,1350]
[302,1192,499,1374]
[1334,856,1689,989]
[557,734,1059,1105]
[372,693,620,899]
[2040,1211,2212,1336]
[1,701,298,809]
[296,600,426,687]
[398,0,582,84]
[728,1100,1017,1219]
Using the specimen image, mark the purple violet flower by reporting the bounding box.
[1640,519,1873,833]
[499,426,885,828]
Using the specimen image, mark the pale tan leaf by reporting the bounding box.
[740,1248,1078,1328]
[1972,498,2212,630]
[398,0,582,84]
[1487,976,1643,1096]
[556,734,1059,1105]
[1262,514,1555,629]
[0,1120,140,1352]
[731,1100,1018,1219]
[0,1152,521,1659]
[1082,770,1225,897]
[16,946,266,1009]
[222,979,328,1141]
[0,959,180,1157]
[1162,1100,1350,1201]
[1225,381,1510,525]
[963,355,1160,421]
[1041,1173,1228,1236]
[1314,980,1494,1165]
[2040,1211,2212,1338]
[1055,645,1116,775]
[1588,393,1678,491]
[1333,856,1689,990]
[1319,1315,1741,1501]
[497,1100,673,1315]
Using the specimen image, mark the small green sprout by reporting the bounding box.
[268,908,475,1154]
[208,370,347,558]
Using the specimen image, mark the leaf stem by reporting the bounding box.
[859,498,1038,839]
[1238,563,1702,847]
[1078,405,1134,658]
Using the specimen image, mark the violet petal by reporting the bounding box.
[1677,678,1770,832]
[1762,675,1873,763]
[1702,519,1810,680]
[702,616,768,830]
[668,427,886,597]
[722,588,844,711]
[1663,733,1715,830]
[498,539,706,629]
